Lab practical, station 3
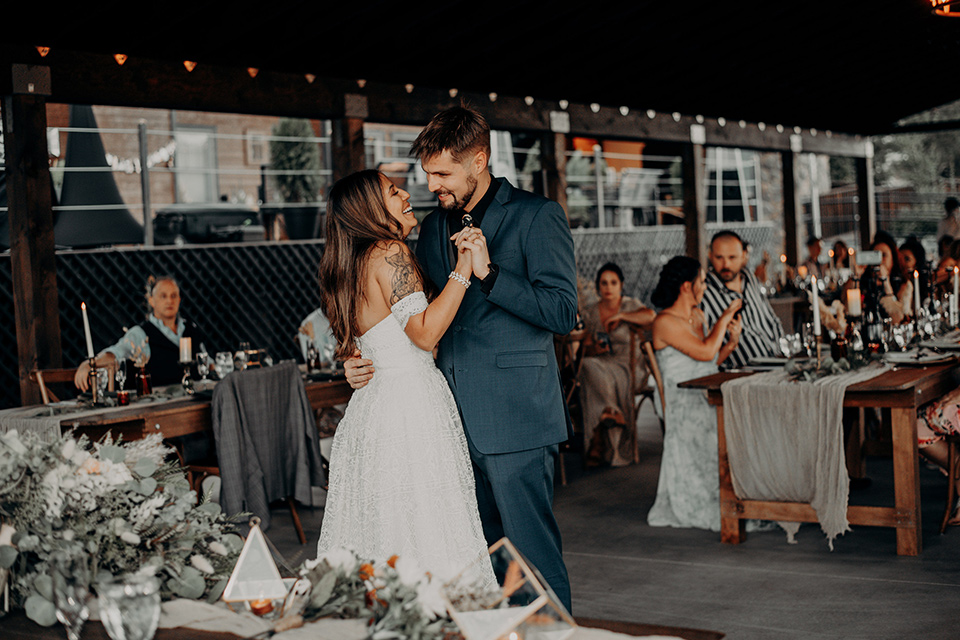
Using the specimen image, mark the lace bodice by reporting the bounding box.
[356,292,434,371]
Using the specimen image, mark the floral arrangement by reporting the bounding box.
[0,429,245,625]
[267,548,456,640]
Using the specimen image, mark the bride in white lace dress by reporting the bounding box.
[316,170,494,585]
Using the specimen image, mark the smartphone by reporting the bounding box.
[857,250,883,267]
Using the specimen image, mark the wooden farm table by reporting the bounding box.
[56,378,353,442]
[679,362,960,556]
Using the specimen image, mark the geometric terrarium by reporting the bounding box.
[221,520,287,604]
[443,537,577,640]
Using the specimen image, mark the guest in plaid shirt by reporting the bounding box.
[701,231,785,369]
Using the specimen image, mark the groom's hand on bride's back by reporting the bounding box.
[344,349,374,389]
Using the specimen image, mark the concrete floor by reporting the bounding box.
[265,402,960,640]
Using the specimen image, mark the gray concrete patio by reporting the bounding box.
[266,402,960,639]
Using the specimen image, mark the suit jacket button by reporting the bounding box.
[455,325,463,332]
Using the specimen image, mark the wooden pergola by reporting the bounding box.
[3,2,959,404]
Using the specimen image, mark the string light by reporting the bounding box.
[525,96,535,106]
[405,84,414,93]
[488,92,497,102]
[931,0,960,16]
[776,124,784,133]
[357,79,367,88]
[646,109,656,119]
[183,60,197,72]
[36,46,50,57]
[696,115,704,124]
[559,100,569,110]
[758,122,766,131]
[305,74,316,84]
[739,120,747,129]
[619,106,629,116]
[114,54,127,66]
[247,68,259,78]
[449,88,458,98]
[718,117,726,127]
[590,103,600,113]
[672,112,681,122]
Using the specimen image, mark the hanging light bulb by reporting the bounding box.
[931,0,960,16]
[619,106,629,116]
[36,46,50,57]
[696,115,704,124]
[559,100,569,110]
[488,92,497,102]
[449,88,459,98]
[405,84,415,93]
[305,74,316,84]
[758,122,767,131]
[114,54,127,66]
[357,79,367,88]
[183,60,197,72]
[717,117,726,127]
[525,96,535,106]
[590,103,600,113]
[672,112,681,122]
[646,109,656,119]
[247,68,259,78]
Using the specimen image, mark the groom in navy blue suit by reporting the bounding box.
[346,106,576,610]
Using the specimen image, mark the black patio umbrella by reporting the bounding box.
[53,104,143,247]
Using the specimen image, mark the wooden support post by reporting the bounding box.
[330,94,368,184]
[781,151,801,267]
[540,131,568,220]
[856,154,876,248]
[682,142,707,264]
[3,65,62,405]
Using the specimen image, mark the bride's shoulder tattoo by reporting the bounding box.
[384,247,423,306]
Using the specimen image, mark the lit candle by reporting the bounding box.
[913,270,921,317]
[846,287,862,317]
[779,253,787,286]
[179,337,192,362]
[811,275,821,337]
[81,302,94,358]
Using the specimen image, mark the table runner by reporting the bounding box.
[156,599,683,639]
[0,391,194,442]
[720,363,890,548]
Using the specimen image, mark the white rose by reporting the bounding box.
[208,541,229,556]
[62,529,75,542]
[393,555,424,587]
[318,548,357,574]
[190,555,215,574]
[2,431,28,455]
[415,578,448,620]
[60,439,76,460]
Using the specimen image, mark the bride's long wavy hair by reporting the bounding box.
[318,170,427,360]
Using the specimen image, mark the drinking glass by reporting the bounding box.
[115,359,127,390]
[234,342,251,371]
[97,574,161,640]
[196,352,210,381]
[51,555,91,640]
[215,352,234,379]
[97,367,110,398]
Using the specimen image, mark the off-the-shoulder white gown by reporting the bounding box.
[316,292,495,584]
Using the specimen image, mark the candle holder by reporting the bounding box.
[181,361,195,395]
[87,357,103,405]
[136,366,152,397]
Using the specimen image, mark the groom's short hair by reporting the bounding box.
[411,105,491,164]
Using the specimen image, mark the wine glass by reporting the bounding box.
[97,574,161,640]
[51,555,91,640]
[115,359,128,390]
[196,351,210,381]
[215,352,234,379]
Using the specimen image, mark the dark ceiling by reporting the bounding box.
[9,0,960,135]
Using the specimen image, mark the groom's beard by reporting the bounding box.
[437,174,478,211]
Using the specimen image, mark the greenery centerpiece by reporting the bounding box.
[0,430,244,625]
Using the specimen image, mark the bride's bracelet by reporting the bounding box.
[448,271,471,289]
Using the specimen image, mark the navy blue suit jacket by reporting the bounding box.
[416,178,577,454]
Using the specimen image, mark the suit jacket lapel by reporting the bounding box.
[480,178,510,244]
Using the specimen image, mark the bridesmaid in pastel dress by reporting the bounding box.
[647,256,741,531]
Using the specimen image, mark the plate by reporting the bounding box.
[748,357,790,366]
[884,351,957,365]
[918,338,960,351]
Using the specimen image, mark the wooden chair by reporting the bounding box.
[554,330,586,485]
[29,368,79,404]
[639,340,666,434]
[941,434,960,534]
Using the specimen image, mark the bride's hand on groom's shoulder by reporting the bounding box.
[344,349,375,389]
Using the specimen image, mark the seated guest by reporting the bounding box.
[938,234,955,260]
[870,230,911,322]
[701,230,785,369]
[937,197,960,243]
[900,236,928,300]
[577,262,655,466]
[916,388,960,525]
[646,256,741,531]
[74,275,208,391]
[831,239,850,270]
[801,236,824,279]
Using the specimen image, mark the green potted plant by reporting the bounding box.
[267,118,323,239]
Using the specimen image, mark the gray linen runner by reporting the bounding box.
[720,364,889,548]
